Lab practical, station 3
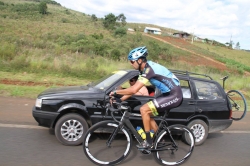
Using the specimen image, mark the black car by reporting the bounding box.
[32,69,235,146]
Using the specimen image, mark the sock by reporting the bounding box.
[145,132,152,145]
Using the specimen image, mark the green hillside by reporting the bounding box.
[0,0,249,102]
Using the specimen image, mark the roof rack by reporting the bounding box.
[170,69,213,80]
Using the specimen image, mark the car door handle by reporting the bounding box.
[188,102,196,105]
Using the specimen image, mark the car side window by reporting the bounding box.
[180,80,192,99]
[193,80,223,100]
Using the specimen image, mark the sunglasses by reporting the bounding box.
[130,60,135,64]
[129,79,136,82]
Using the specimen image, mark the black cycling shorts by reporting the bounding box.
[147,86,183,116]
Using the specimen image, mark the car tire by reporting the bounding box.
[183,119,208,146]
[55,113,88,146]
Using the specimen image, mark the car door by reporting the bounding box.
[192,79,229,119]
[166,78,197,125]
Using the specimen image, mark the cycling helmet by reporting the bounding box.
[128,46,148,61]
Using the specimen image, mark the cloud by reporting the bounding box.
[56,0,250,49]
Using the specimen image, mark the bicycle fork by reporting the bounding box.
[106,124,124,147]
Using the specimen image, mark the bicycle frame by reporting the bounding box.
[106,109,179,152]
[106,111,144,146]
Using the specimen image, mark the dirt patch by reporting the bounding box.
[0,79,70,87]
[177,54,228,71]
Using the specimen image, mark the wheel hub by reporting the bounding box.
[191,124,205,142]
[61,119,84,141]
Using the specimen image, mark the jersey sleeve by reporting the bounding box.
[138,75,149,85]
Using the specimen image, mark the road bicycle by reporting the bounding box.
[83,98,195,165]
[221,76,247,121]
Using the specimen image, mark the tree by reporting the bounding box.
[110,49,121,60]
[103,13,127,30]
[235,42,240,50]
[114,27,127,37]
[103,13,116,30]
[39,1,47,15]
[91,14,98,21]
[116,13,126,26]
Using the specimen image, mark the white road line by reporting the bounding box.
[220,131,250,134]
[0,123,47,129]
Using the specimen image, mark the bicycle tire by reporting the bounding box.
[153,124,195,166]
[227,90,247,121]
[83,120,132,165]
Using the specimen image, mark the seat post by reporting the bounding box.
[163,109,170,119]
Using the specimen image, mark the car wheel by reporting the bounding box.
[183,119,208,146]
[55,113,88,146]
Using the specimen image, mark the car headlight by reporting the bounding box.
[35,98,42,108]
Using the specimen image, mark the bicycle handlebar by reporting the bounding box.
[104,100,131,123]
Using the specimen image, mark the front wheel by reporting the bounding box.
[227,90,247,121]
[153,125,195,166]
[83,121,132,166]
[55,113,88,146]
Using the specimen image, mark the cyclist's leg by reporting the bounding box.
[150,118,158,133]
[140,103,154,132]
[139,104,154,146]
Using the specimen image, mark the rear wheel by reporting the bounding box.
[153,125,195,166]
[227,90,247,121]
[183,119,208,146]
[83,121,132,165]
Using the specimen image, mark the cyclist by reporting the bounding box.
[110,46,183,149]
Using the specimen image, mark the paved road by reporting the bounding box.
[0,96,250,166]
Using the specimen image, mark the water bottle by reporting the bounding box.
[150,129,154,138]
[136,126,146,139]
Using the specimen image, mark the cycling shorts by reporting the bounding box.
[147,86,183,116]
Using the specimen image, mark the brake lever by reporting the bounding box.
[104,103,110,117]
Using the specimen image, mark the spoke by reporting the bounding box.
[72,120,77,127]
[65,134,71,140]
[75,130,83,135]
[61,128,68,132]
[62,132,69,136]
[62,123,69,128]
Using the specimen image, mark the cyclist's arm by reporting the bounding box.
[114,81,146,96]
[120,95,132,101]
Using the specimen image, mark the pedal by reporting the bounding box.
[139,149,151,155]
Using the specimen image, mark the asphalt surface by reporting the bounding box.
[0,96,250,166]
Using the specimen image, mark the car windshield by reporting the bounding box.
[90,71,128,90]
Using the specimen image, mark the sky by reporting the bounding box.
[55,0,250,50]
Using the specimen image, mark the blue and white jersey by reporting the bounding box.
[138,61,180,93]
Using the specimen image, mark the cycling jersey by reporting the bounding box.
[138,61,183,115]
[138,61,180,93]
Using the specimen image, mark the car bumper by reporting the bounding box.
[32,106,59,128]
[208,119,233,133]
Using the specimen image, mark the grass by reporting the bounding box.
[0,71,89,85]
[193,42,250,67]
[0,84,47,98]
